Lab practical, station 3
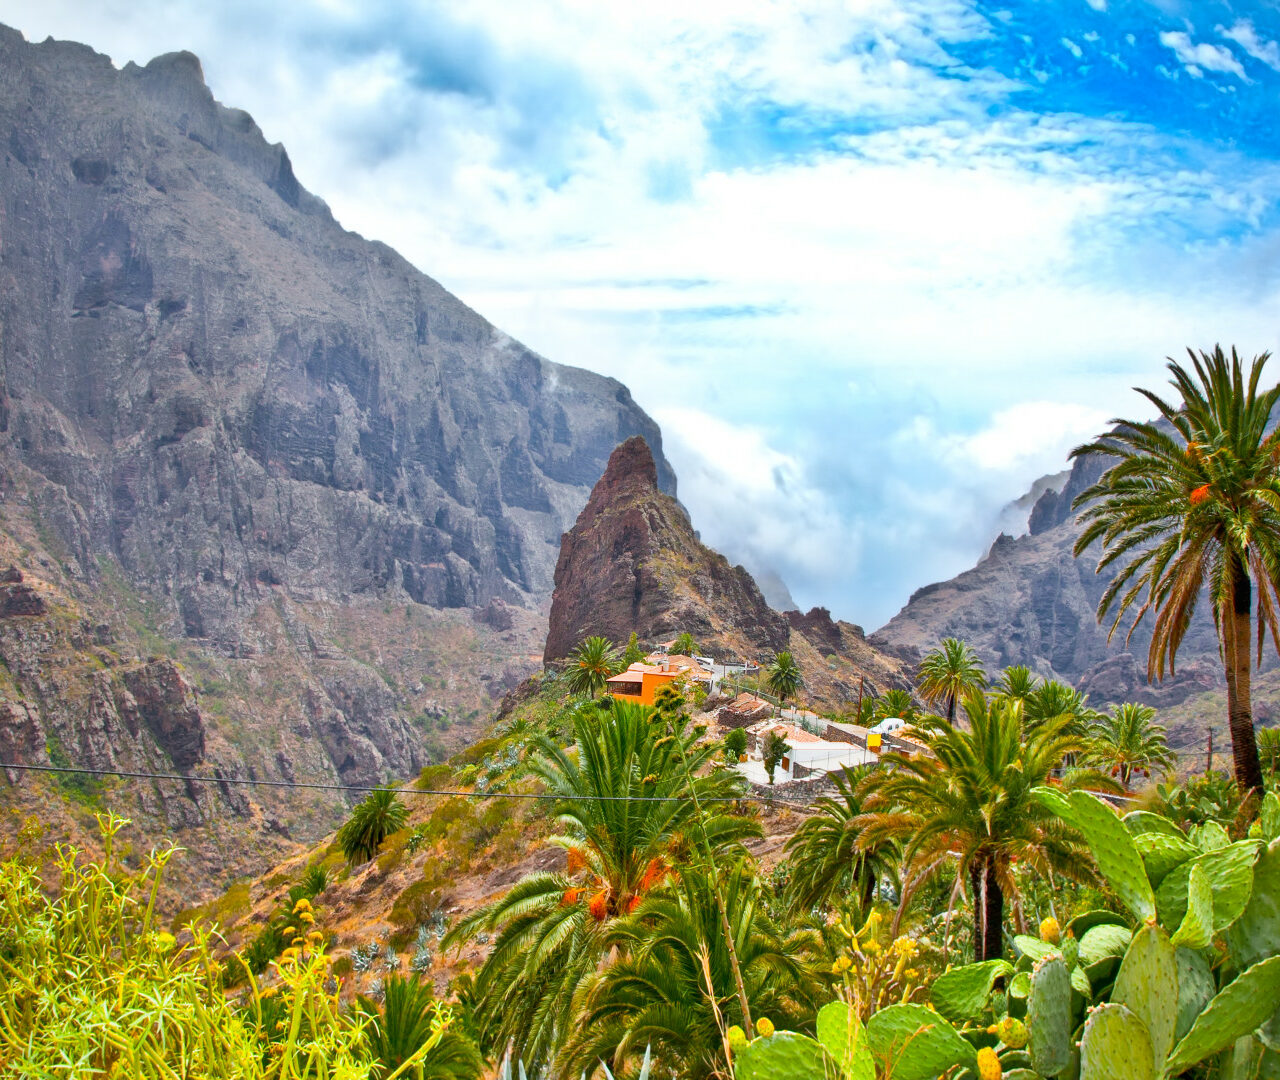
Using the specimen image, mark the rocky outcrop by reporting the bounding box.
[119,660,206,770]
[544,437,790,662]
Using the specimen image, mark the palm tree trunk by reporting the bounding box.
[971,859,1004,962]
[947,692,956,724]
[1225,561,1264,794]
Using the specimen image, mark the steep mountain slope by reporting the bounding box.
[544,436,911,705]
[871,436,1273,748]
[0,26,675,888]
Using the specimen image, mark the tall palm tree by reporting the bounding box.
[442,701,759,1071]
[873,689,917,724]
[565,635,621,698]
[561,865,819,1080]
[765,651,802,715]
[855,692,1114,961]
[1087,703,1177,786]
[671,632,699,657]
[783,764,898,913]
[917,638,987,723]
[1072,346,1280,794]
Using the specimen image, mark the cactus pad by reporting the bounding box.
[1134,831,1197,889]
[1068,791,1156,923]
[815,1001,873,1080]
[1123,810,1185,838]
[1166,955,1280,1074]
[1112,924,1178,1073]
[1171,863,1213,950]
[1156,840,1260,932]
[866,1004,976,1080]
[1028,956,1072,1077]
[733,1031,829,1080]
[1078,924,1132,966]
[1226,837,1280,970]
[1174,946,1215,1044]
[1079,1003,1156,1080]
[931,960,1014,1025]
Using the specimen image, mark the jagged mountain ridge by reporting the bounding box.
[0,26,677,885]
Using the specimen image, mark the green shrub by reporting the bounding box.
[415,763,453,790]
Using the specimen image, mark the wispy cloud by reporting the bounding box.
[1158,30,1247,80]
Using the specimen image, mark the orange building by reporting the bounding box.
[605,662,690,706]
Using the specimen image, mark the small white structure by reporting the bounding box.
[740,721,876,784]
[869,717,907,735]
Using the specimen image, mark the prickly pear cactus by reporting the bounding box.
[1226,837,1280,970]
[1079,1003,1156,1080]
[815,1001,874,1080]
[1028,956,1072,1077]
[1166,955,1280,1075]
[1067,791,1156,923]
[733,1030,829,1080]
[1170,862,1213,950]
[1111,924,1178,1074]
[866,1004,976,1080]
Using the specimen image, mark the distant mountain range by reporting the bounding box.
[872,432,1280,750]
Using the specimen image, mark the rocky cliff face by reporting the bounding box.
[871,436,1258,730]
[0,26,676,890]
[544,437,789,663]
[543,437,913,706]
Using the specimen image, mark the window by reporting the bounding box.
[612,681,643,697]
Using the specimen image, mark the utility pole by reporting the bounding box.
[1206,728,1213,775]
[857,675,865,719]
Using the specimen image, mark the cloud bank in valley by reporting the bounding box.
[6,0,1280,626]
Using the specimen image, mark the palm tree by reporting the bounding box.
[1260,726,1280,775]
[1072,346,1280,794]
[1087,703,1177,786]
[565,635,621,698]
[917,638,987,723]
[873,688,917,724]
[993,665,1039,705]
[561,865,819,1080]
[337,787,409,865]
[671,632,699,657]
[783,764,898,912]
[356,974,484,1079]
[442,701,759,1070]
[765,651,802,715]
[1023,679,1101,738]
[855,692,1114,961]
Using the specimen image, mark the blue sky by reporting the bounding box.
[7,0,1280,626]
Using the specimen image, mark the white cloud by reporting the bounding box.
[1062,37,1083,59]
[1085,0,1107,10]
[1158,30,1247,80]
[1218,20,1280,71]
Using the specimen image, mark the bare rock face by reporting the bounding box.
[0,26,674,644]
[544,437,790,663]
[119,660,206,770]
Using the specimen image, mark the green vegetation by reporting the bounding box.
[765,650,803,713]
[671,631,699,656]
[356,974,484,1079]
[916,637,987,723]
[0,814,462,1078]
[564,635,622,698]
[1072,346,1280,793]
[762,730,790,784]
[722,726,748,763]
[338,787,410,864]
[1088,702,1177,785]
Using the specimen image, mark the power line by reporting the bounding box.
[0,761,823,810]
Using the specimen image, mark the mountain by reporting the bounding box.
[0,26,676,888]
[544,436,911,706]
[871,439,1270,749]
